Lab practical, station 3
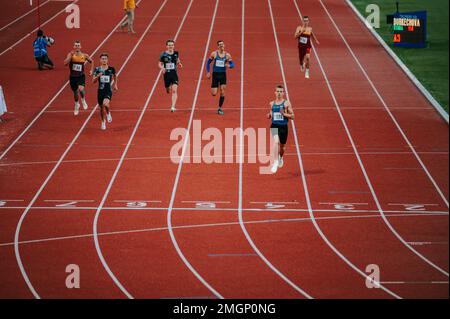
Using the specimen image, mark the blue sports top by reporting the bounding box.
[271,100,289,126]
[160,51,179,73]
[213,51,227,73]
[33,37,48,58]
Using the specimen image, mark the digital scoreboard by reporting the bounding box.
[392,11,427,48]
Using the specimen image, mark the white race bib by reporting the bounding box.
[100,75,110,83]
[273,112,284,121]
[72,64,82,72]
[166,63,175,70]
[299,36,308,44]
[215,60,225,67]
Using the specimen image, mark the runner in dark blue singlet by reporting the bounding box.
[206,40,235,115]
[93,53,118,130]
[267,85,295,174]
[159,40,183,113]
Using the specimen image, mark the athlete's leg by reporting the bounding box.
[305,53,311,78]
[299,46,306,71]
[280,143,286,158]
[211,87,218,96]
[219,85,226,107]
[171,84,178,109]
[78,85,85,100]
[305,54,311,70]
[271,134,280,173]
[100,105,106,122]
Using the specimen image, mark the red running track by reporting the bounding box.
[0,0,448,299]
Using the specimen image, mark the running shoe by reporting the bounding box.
[74,102,80,115]
[101,121,106,130]
[107,112,112,123]
[81,98,88,110]
[218,108,224,115]
[171,106,175,113]
[271,160,279,174]
[305,69,310,79]
[278,156,284,168]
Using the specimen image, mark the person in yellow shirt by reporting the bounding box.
[121,0,137,34]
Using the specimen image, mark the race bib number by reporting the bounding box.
[72,64,82,72]
[299,37,308,44]
[215,60,225,68]
[273,112,284,121]
[166,63,175,70]
[100,75,110,83]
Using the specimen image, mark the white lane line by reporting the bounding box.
[381,281,449,285]
[277,0,401,298]
[0,0,78,57]
[1,150,448,168]
[0,0,143,161]
[4,212,445,248]
[301,0,449,278]
[12,0,163,299]
[407,242,449,246]
[164,0,224,300]
[0,0,51,32]
[238,0,313,299]
[92,0,212,300]
[319,0,449,208]
[1,205,448,216]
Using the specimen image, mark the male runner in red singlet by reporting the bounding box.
[295,16,319,79]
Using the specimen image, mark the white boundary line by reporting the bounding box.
[0,0,143,161]
[345,0,449,123]
[13,0,165,299]
[91,0,217,300]
[317,0,449,276]
[0,150,448,168]
[3,212,445,248]
[164,0,224,300]
[319,0,449,208]
[0,0,78,57]
[273,0,401,298]
[238,0,312,299]
[0,0,51,32]
[0,205,448,215]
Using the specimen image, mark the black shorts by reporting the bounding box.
[35,55,53,68]
[70,74,86,92]
[98,90,112,106]
[212,72,227,88]
[271,124,289,145]
[164,71,179,88]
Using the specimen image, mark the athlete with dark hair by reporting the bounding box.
[93,53,118,130]
[64,41,94,115]
[206,40,235,115]
[267,85,294,174]
[295,16,319,79]
[159,40,182,113]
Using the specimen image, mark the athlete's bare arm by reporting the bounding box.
[281,101,295,120]
[295,26,303,39]
[206,51,216,78]
[92,71,100,83]
[63,51,73,66]
[113,74,118,91]
[85,54,94,75]
[159,61,166,74]
[267,101,274,119]
[177,58,183,68]
[312,30,320,45]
